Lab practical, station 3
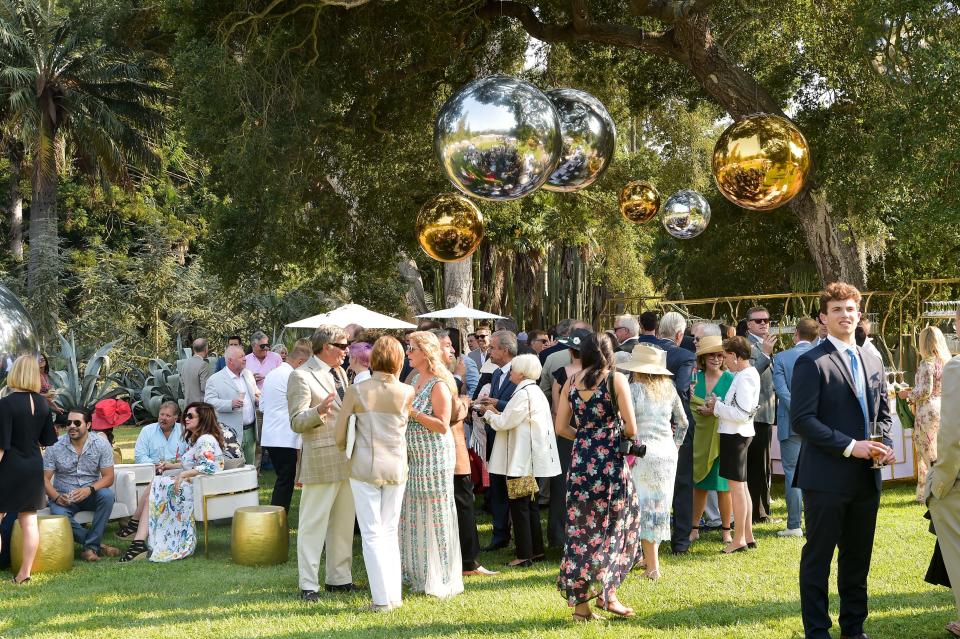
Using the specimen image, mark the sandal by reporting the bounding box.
[689,525,700,542]
[119,540,148,563]
[721,526,733,544]
[596,597,635,618]
[947,620,960,637]
[11,576,30,585]
[116,519,139,539]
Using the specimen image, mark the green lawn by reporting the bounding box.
[1,427,953,638]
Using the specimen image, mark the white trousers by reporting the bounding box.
[350,479,406,606]
[297,480,355,592]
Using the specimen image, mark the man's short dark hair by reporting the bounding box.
[67,407,92,423]
[227,335,242,344]
[639,311,659,332]
[417,320,441,331]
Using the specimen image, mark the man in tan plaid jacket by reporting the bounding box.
[287,324,356,602]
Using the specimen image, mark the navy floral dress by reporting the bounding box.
[557,377,642,605]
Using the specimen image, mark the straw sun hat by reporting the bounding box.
[617,344,673,376]
[695,335,724,357]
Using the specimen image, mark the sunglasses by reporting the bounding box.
[67,420,86,427]
[184,412,198,419]
[258,343,271,350]
[329,343,349,350]
[532,338,548,344]
[749,317,770,324]
[475,334,489,340]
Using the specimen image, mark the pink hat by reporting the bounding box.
[91,398,132,430]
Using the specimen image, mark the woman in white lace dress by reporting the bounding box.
[618,345,687,580]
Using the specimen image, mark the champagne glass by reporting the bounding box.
[869,419,886,470]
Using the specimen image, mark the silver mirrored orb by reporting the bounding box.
[434,75,562,201]
[662,189,711,239]
[542,89,616,192]
[0,284,40,381]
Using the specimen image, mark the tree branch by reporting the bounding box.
[631,0,721,22]
[478,1,683,61]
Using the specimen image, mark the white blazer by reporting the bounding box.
[484,380,561,478]
[204,366,258,440]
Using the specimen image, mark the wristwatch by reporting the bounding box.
[88,485,97,496]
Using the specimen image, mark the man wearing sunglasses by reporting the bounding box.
[287,324,356,602]
[43,408,119,561]
[246,331,283,390]
[466,327,492,368]
[744,306,779,524]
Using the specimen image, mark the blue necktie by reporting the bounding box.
[491,369,502,397]
[846,349,870,438]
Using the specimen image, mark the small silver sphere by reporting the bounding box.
[542,88,616,192]
[0,284,40,381]
[661,189,711,239]
[434,75,562,201]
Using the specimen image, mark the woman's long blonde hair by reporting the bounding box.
[407,331,458,395]
[919,326,951,364]
[631,372,674,403]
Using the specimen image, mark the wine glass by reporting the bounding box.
[869,419,889,470]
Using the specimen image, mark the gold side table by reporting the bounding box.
[231,505,288,566]
[12,515,74,574]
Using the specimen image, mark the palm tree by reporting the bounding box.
[0,0,164,339]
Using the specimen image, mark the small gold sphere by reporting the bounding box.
[416,194,485,262]
[712,114,811,211]
[619,181,661,223]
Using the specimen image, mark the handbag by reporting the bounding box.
[505,386,538,500]
[345,414,357,459]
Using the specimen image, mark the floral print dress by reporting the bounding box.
[910,358,943,501]
[147,434,224,562]
[558,377,641,606]
[400,377,463,598]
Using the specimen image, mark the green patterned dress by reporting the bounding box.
[399,376,464,598]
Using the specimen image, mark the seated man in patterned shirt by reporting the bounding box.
[43,408,119,561]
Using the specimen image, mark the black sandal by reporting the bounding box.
[116,519,140,539]
[120,540,148,563]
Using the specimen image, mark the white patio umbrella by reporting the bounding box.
[286,303,416,330]
[417,302,505,320]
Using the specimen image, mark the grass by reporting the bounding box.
[1,426,953,639]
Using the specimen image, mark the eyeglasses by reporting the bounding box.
[67,420,85,427]
[475,334,489,340]
[329,343,349,350]
[749,317,770,324]
[705,353,724,359]
[184,413,198,420]
[614,326,628,332]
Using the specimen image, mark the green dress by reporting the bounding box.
[691,370,735,491]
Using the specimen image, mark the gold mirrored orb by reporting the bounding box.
[712,114,811,211]
[416,194,485,262]
[619,181,661,223]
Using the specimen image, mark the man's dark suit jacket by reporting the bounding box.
[618,337,639,353]
[790,339,892,494]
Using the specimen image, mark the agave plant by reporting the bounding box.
[49,332,126,411]
[126,358,185,419]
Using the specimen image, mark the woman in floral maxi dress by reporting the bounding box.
[121,402,224,562]
[899,327,951,502]
[553,332,642,622]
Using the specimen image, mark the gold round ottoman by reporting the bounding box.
[12,515,74,574]
[231,506,288,566]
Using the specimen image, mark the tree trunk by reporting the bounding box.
[673,15,865,287]
[444,257,474,351]
[7,141,24,263]
[397,255,429,316]
[27,159,60,342]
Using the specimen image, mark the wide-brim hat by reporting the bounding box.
[696,335,725,356]
[92,398,132,430]
[617,344,673,376]
[557,328,592,352]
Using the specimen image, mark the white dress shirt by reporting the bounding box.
[226,369,256,425]
[826,334,869,457]
[260,362,301,449]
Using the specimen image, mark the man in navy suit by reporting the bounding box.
[772,317,818,537]
[474,330,518,551]
[637,311,660,345]
[657,312,697,555]
[791,283,894,639]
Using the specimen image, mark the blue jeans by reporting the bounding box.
[779,435,803,530]
[48,487,115,553]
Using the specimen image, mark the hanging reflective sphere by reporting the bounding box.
[542,88,616,192]
[662,189,711,239]
[416,194,485,262]
[434,75,562,201]
[0,284,39,382]
[712,113,811,211]
[619,181,661,223]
